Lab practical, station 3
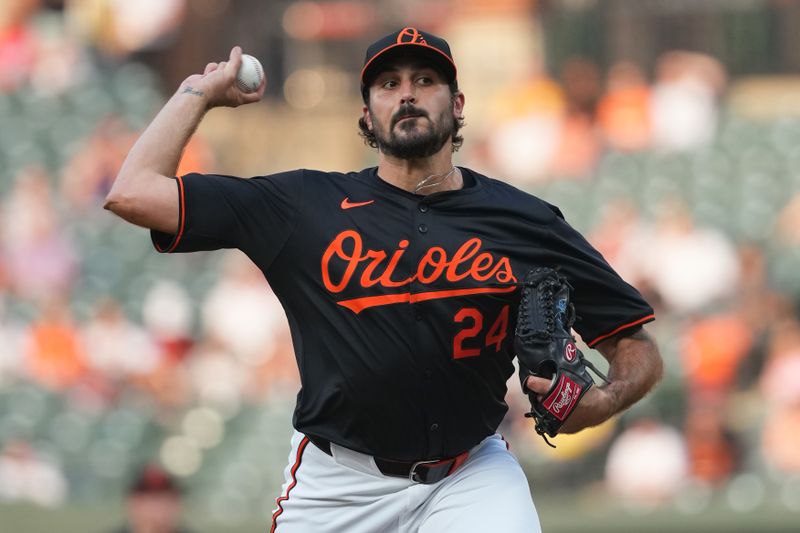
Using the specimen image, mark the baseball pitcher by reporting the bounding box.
[106,28,663,533]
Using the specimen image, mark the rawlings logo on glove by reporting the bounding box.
[514,267,609,447]
[543,376,582,420]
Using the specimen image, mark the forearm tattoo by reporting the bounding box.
[182,86,204,97]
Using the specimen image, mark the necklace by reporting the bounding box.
[413,166,457,194]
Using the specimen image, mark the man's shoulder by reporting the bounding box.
[240,168,371,190]
[298,167,375,181]
[465,168,565,220]
[184,168,371,183]
[466,167,537,199]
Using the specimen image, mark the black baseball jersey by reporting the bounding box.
[151,167,654,461]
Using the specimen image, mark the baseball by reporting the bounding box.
[236,54,264,93]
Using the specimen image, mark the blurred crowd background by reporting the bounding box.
[2,0,800,531]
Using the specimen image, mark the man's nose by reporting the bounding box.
[400,81,416,104]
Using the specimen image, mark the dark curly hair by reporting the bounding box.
[358,81,465,152]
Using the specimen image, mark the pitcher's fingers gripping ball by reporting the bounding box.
[514,267,610,447]
[236,54,264,93]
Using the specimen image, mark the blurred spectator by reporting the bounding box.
[596,62,652,152]
[486,68,565,184]
[0,0,90,94]
[134,281,193,408]
[650,51,726,152]
[641,199,739,314]
[732,244,783,389]
[2,165,56,243]
[1,165,78,301]
[248,324,300,402]
[0,0,39,92]
[761,405,800,474]
[549,107,600,179]
[684,404,739,485]
[110,463,193,533]
[0,296,25,388]
[141,280,194,363]
[186,337,247,415]
[61,119,213,214]
[549,57,602,177]
[587,199,651,286]
[759,311,800,473]
[759,311,800,406]
[82,297,160,383]
[22,297,87,391]
[604,418,689,506]
[774,192,800,245]
[132,280,193,409]
[66,0,186,58]
[679,305,750,485]
[736,244,777,312]
[0,439,67,507]
[127,281,193,409]
[133,358,191,410]
[201,251,288,367]
[559,56,601,119]
[29,9,90,95]
[60,116,135,214]
[681,313,752,397]
[175,133,215,177]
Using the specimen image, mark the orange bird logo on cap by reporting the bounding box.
[396,27,427,45]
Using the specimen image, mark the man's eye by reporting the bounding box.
[417,77,432,85]
[382,80,398,89]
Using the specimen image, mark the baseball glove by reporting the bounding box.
[514,267,609,447]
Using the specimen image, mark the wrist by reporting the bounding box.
[175,84,212,112]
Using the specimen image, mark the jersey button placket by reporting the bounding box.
[414,203,442,454]
[413,207,429,329]
[411,203,427,323]
[416,202,430,235]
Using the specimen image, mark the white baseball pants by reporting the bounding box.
[269,431,541,532]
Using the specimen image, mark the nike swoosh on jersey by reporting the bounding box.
[340,198,375,209]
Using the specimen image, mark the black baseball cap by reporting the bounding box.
[360,27,457,90]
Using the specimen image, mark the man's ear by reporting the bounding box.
[362,105,373,131]
[452,91,465,120]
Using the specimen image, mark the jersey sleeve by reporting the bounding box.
[150,170,304,268]
[545,207,655,348]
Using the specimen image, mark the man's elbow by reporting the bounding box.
[652,352,665,388]
[103,193,117,212]
[103,190,128,215]
[104,172,149,217]
[103,186,145,222]
[102,175,178,233]
[645,337,665,390]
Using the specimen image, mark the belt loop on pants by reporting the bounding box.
[306,435,469,485]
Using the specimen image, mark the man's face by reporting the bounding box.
[363,58,463,159]
[128,492,182,533]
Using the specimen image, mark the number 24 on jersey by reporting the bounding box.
[453,305,510,359]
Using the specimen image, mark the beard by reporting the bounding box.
[371,103,455,159]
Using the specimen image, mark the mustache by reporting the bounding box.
[392,104,429,127]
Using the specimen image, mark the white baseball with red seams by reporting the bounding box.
[236,54,264,93]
